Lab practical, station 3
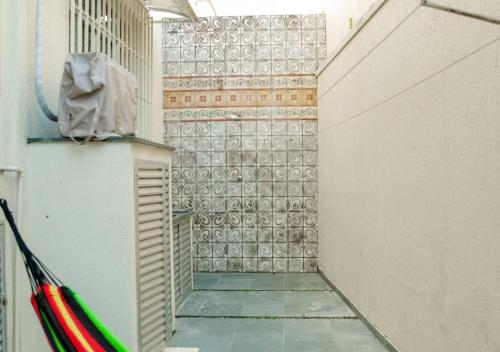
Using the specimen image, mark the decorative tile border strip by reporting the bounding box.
[164,88,317,109]
[162,15,326,33]
[163,107,318,120]
[163,75,318,90]
[165,117,318,124]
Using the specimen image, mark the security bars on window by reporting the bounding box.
[69,0,153,140]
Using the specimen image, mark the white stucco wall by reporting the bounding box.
[20,141,172,351]
[318,1,500,351]
[323,0,378,54]
[22,142,138,351]
[0,0,167,350]
[0,1,67,350]
[153,23,166,144]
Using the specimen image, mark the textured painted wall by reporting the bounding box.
[162,15,326,272]
[323,0,377,53]
[318,0,500,351]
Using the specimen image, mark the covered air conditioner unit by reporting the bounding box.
[58,53,138,141]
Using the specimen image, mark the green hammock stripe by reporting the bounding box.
[68,288,128,352]
[41,311,66,352]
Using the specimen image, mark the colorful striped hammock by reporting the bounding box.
[0,199,128,352]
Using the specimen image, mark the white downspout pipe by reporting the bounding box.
[35,0,58,122]
[0,167,23,225]
[0,167,22,175]
[0,167,24,352]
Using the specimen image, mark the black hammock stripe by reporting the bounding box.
[38,310,61,352]
[36,294,78,352]
[60,286,119,351]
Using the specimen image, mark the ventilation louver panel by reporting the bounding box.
[179,220,192,301]
[173,216,193,307]
[135,163,172,352]
[173,223,182,302]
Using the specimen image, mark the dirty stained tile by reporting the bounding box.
[163,15,322,273]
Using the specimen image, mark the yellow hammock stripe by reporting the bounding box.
[47,285,94,352]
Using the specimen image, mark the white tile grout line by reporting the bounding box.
[282,315,285,352]
[227,332,237,351]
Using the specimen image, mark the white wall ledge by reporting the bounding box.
[316,0,389,77]
[317,0,500,77]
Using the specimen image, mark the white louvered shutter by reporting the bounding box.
[173,216,193,307]
[179,219,193,304]
[173,223,182,304]
[135,162,173,352]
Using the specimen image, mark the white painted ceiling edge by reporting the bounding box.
[143,0,197,18]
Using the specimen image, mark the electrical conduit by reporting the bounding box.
[35,0,58,122]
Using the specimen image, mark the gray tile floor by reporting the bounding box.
[169,273,390,352]
[178,291,356,318]
[193,273,332,291]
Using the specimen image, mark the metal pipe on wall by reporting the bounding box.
[35,0,58,122]
[0,166,24,352]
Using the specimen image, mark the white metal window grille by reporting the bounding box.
[173,215,193,307]
[70,0,153,140]
[135,162,173,351]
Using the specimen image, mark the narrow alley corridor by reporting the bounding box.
[168,273,390,351]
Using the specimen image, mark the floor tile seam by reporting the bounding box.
[176,315,359,320]
[193,289,333,292]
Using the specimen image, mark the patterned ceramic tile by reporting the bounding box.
[163,15,322,272]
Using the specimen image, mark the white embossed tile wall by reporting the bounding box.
[162,15,325,273]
